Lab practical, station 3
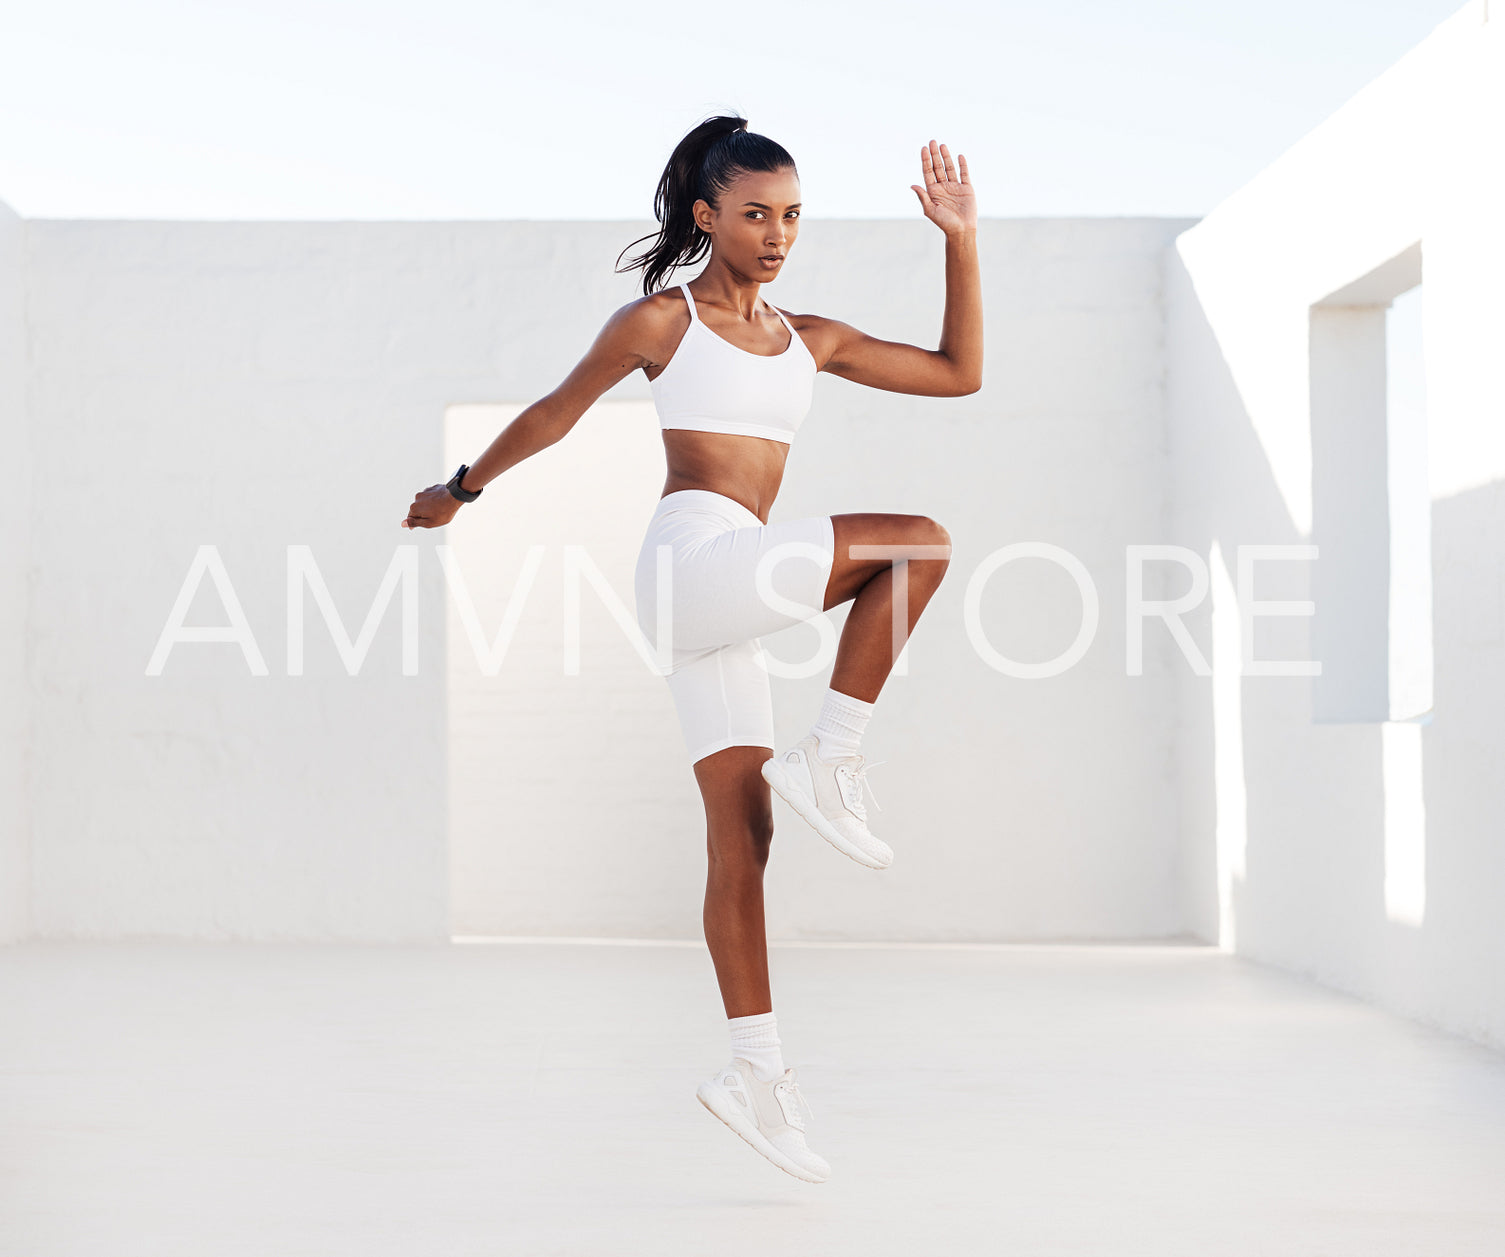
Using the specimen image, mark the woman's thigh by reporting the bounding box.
[654,513,837,652]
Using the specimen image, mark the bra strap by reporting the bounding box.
[679,282,700,325]
[764,300,796,336]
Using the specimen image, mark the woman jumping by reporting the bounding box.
[402,115,981,1183]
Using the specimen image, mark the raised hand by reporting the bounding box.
[910,140,976,237]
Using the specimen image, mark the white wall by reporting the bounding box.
[16,214,1190,942]
[438,220,1191,942]
[1166,1,1505,1049]
[21,221,649,940]
[0,198,29,941]
[768,218,1195,941]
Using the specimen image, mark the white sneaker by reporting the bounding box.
[696,1059,831,1183]
[760,734,893,870]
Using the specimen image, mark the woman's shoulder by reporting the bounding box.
[597,286,694,374]
[613,285,690,332]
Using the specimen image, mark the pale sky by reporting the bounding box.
[0,0,1470,221]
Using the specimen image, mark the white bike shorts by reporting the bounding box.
[634,489,836,765]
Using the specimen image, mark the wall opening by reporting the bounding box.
[1309,242,1432,927]
[442,400,680,939]
[1309,241,1433,724]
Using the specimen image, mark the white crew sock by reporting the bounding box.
[810,687,874,762]
[728,1011,786,1082]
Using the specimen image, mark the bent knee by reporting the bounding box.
[917,516,953,570]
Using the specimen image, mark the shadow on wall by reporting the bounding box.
[1162,245,1347,959]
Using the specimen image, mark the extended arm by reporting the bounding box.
[401,303,648,529]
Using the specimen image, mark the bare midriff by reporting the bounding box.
[660,429,790,525]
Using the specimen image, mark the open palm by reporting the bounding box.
[910,140,976,236]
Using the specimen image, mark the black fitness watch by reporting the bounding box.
[446,463,483,503]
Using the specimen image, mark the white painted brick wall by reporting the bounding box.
[0,198,29,941]
[14,215,1189,942]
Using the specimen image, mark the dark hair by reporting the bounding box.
[616,114,798,296]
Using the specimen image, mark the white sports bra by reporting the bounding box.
[649,281,817,444]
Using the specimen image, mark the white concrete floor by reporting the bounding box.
[2,940,1504,1257]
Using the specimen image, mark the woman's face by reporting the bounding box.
[695,166,801,280]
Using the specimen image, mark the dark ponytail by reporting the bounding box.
[616,114,798,296]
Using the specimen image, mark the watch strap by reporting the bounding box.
[446,463,483,503]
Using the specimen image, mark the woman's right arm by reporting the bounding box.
[401,300,656,529]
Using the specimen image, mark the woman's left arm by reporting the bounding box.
[816,140,982,398]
